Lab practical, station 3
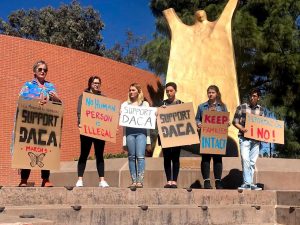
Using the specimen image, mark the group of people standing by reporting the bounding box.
[16,60,263,191]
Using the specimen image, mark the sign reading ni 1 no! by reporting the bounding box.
[80,92,120,143]
[12,98,63,170]
[244,113,284,144]
[157,102,199,148]
[200,111,229,155]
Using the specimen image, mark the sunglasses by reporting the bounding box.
[37,68,48,72]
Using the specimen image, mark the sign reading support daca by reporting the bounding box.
[119,104,157,129]
[200,111,230,155]
[157,102,199,148]
[12,98,63,170]
[80,92,120,143]
[244,113,284,144]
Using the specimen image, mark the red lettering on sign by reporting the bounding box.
[204,115,228,124]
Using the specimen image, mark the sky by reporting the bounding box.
[0,0,156,69]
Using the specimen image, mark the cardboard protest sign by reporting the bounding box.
[200,111,230,155]
[245,113,284,144]
[12,98,63,170]
[80,92,120,143]
[119,104,157,129]
[157,102,199,148]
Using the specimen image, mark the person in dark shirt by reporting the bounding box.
[76,76,109,188]
[160,82,183,188]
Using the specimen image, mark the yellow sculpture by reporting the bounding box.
[162,0,240,156]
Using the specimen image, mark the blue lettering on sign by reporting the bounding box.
[201,137,227,150]
[85,97,116,112]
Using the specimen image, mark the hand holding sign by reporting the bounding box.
[244,113,284,144]
[157,102,199,148]
[119,104,157,129]
[200,111,230,155]
[80,92,120,143]
[12,98,63,170]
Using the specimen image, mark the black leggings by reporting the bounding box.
[78,135,105,177]
[162,147,181,181]
[201,154,222,180]
[21,169,49,180]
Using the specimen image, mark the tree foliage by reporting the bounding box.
[0,0,144,65]
[104,31,146,66]
[143,0,300,157]
[0,0,105,55]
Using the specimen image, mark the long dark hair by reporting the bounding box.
[87,75,101,90]
[207,85,225,106]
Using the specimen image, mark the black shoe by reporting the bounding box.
[164,184,171,188]
[170,184,177,189]
[215,179,223,189]
[203,180,212,189]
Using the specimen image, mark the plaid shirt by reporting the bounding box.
[233,103,264,136]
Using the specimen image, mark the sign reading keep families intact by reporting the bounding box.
[157,102,199,148]
[245,113,284,144]
[12,98,63,170]
[80,92,120,143]
[119,104,157,129]
[200,111,230,155]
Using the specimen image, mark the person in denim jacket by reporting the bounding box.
[195,85,228,189]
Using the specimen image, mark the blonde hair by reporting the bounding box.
[127,83,144,105]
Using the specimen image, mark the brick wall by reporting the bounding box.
[0,34,162,185]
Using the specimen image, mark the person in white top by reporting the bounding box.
[122,83,151,188]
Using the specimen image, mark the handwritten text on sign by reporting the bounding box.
[200,111,229,155]
[12,98,63,170]
[157,102,199,148]
[245,113,284,144]
[80,92,120,143]
[119,104,157,129]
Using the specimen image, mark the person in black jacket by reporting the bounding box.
[160,82,183,188]
[76,75,109,188]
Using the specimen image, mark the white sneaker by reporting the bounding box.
[99,180,109,188]
[251,185,262,191]
[238,184,251,190]
[76,179,83,187]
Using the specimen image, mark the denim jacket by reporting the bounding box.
[195,101,228,125]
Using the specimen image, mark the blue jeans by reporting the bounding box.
[239,136,260,185]
[126,133,146,183]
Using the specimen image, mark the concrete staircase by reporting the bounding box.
[0,187,299,225]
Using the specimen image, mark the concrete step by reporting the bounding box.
[276,191,300,206]
[275,205,300,225]
[0,214,54,225]
[2,204,276,225]
[0,188,278,206]
[50,157,300,190]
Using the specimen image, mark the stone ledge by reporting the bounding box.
[50,157,300,190]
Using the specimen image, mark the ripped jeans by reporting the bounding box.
[126,133,146,183]
[239,136,260,185]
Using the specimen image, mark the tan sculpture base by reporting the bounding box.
[158,0,240,156]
